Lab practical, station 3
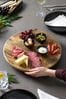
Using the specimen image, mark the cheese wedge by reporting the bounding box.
[15,55,28,67]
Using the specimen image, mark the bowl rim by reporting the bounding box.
[44,11,66,33]
[36,45,48,55]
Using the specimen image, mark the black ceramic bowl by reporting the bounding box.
[44,11,66,34]
[36,33,47,44]
[0,89,37,99]
[36,46,48,55]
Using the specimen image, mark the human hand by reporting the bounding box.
[25,67,49,77]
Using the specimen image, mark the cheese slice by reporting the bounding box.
[15,55,28,67]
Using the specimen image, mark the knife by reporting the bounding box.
[37,89,59,99]
[43,4,66,8]
[43,4,66,11]
[46,7,66,11]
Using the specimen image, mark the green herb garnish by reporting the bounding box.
[0,15,22,29]
[8,73,19,84]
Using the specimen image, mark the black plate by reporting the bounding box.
[44,11,66,34]
[0,89,37,99]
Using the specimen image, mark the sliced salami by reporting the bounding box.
[27,51,42,68]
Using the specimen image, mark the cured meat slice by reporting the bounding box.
[11,46,24,58]
[27,51,42,68]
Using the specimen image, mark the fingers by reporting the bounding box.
[25,70,39,77]
[25,67,40,74]
[24,67,47,77]
[27,67,40,72]
[25,71,37,75]
[27,66,45,72]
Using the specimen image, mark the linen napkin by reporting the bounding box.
[37,89,59,99]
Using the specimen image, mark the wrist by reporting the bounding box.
[46,69,56,77]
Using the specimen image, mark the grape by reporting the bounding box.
[19,29,35,40]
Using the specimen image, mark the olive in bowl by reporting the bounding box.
[36,33,47,44]
[36,46,48,55]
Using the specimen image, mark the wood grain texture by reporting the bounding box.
[3,29,62,72]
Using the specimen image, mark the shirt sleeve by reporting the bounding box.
[55,69,66,81]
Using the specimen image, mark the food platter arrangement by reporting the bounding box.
[3,29,62,71]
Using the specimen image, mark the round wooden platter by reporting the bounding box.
[3,29,62,72]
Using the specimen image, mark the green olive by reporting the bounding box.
[37,34,46,41]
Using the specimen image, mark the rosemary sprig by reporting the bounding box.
[7,15,22,21]
[8,73,19,84]
[0,15,22,29]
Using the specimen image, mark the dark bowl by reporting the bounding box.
[36,33,47,44]
[0,89,37,99]
[36,46,48,55]
[44,11,66,34]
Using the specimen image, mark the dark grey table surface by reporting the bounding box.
[0,0,66,99]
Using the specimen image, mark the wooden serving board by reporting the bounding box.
[3,29,62,71]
